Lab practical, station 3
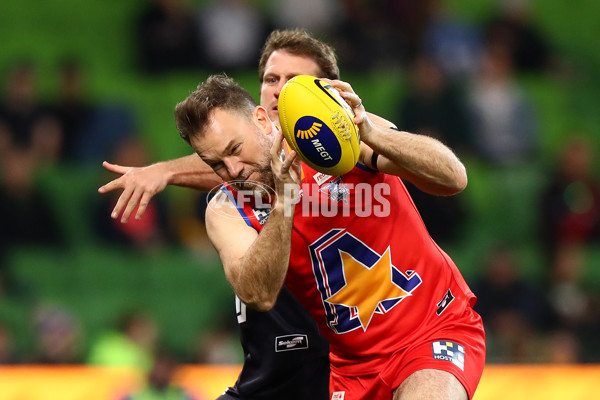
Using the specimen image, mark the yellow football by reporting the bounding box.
[278,75,360,176]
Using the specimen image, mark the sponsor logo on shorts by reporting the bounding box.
[432,340,465,371]
[331,391,345,400]
[275,334,309,352]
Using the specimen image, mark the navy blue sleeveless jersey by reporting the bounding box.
[217,287,330,400]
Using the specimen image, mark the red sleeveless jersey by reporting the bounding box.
[222,163,476,376]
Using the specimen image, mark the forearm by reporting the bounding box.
[362,125,467,196]
[320,79,466,195]
[159,153,222,190]
[228,206,294,311]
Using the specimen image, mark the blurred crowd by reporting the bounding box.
[0,0,599,380]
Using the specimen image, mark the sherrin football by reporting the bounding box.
[278,75,360,176]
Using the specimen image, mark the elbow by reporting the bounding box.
[253,298,277,312]
[236,289,278,311]
[439,164,468,196]
[225,262,284,312]
[452,166,468,194]
[245,295,277,312]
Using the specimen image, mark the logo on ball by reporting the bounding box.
[293,116,342,168]
[296,121,322,139]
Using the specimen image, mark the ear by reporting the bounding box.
[253,106,274,135]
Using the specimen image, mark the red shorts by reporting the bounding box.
[329,307,486,400]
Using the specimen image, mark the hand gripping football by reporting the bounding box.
[278,75,360,176]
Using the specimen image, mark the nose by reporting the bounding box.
[274,80,286,99]
[224,157,244,179]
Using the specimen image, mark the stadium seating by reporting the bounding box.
[1,0,599,360]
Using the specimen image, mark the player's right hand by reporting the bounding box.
[98,161,169,223]
[270,130,301,216]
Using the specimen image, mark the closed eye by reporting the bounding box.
[204,159,224,172]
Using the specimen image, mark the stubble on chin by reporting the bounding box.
[230,135,276,195]
[230,168,274,196]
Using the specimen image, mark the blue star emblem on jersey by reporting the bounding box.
[320,177,349,203]
[309,229,422,333]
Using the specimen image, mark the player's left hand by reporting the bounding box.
[98,161,168,223]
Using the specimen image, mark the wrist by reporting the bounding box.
[274,187,300,217]
[357,118,375,143]
[153,161,175,185]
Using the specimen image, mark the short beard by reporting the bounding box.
[230,137,275,198]
[230,167,274,197]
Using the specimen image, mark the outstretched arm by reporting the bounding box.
[98,153,222,223]
[323,79,467,196]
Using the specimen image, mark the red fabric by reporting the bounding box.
[329,307,485,399]
[226,163,485,396]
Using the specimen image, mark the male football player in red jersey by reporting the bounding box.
[170,73,485,400]
[99,30,486,399]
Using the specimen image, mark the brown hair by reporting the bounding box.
[174,74,256,144]
[258,29,340,82]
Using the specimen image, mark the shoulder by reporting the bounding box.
[205,190,240,222]
[205,190,259,244]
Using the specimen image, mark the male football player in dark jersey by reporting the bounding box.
[100,30,341,400]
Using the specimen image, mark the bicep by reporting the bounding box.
[205,196,258,280]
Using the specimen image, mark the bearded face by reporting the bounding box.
[192,108,278,198]
[229,134,275,197]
